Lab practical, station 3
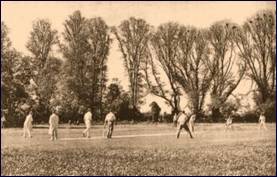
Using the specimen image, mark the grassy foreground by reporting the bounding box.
[1,123,276,176]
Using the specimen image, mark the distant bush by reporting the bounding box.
[235,111,258,123]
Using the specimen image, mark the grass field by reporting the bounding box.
[1,123,276,176]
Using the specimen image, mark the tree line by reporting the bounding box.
[1,10,276,126]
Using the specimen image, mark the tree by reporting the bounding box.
[61,10,90,108]
[26,19,59,70]
[206,21,246,122]
[1,22,11,55]
[112,17,152,121]
[26,19,60,121]
[50,72,81,123]
[1,22,31,126]
[87,17,111,119]
[1,22,12,95]
[1,50,29,126]
[1,22,13,101]
[233,10,276,120]
[104,79,136,121]
[35,57,62,122]
[106,83,121,102]
[105,80,122,114]
[171,27,213,120]
[143,22,181,116]
[220,99,239,119]
[61,11,111,119]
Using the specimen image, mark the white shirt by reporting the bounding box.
[1,116,6,122]
[84,111,92,127]
[226,117,232,125]
[177,113,188,125]
[173,114,178,122]
[84,112,92,122]
[105,112,116,123]
[49,113,59,128]
[259,115,266,122]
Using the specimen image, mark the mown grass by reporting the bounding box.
[1,123,276,176]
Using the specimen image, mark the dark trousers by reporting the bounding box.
[152,113,159,123]
[107,122,114,138]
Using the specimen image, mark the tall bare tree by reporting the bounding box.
[143,22,181,116]
[112,17,152,119]
[233,10,276,115]
[206,21,246,122]
[172,27,213,119]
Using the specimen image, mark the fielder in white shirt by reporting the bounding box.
[173,112,179,127]
[104,111,116,138]
[83,108,92,138]
[176,111,193,139]
[23,111,33,138]
[225,116,233,131]
[259,112,267,130]
[49,110,59,141]
[1,115,6,129]
[225,111,235,131]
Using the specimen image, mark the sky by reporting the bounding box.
[1,1,276,113]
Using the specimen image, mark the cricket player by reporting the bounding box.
[176,111,193,139]
[23,111,33,138]
[226,111,236,130]
[259,112,267,130]
[189,114,196,133]
[49,110,59,141]
[1,115,6,129]
[150,102,161,123]
[104,111,116,139]
[225,115,233,131]
[82,108,92,138]
[173,112,179,127]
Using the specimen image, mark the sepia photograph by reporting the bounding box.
[1,1,276,176]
